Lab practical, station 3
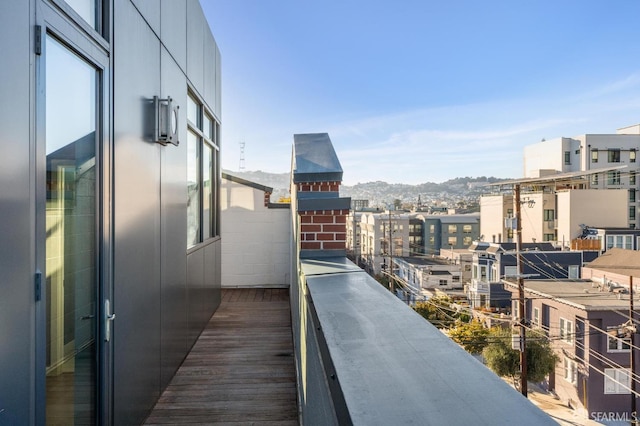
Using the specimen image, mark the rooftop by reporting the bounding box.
[503,279,640,311]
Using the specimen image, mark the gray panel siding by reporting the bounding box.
[160,0,187,73]
[186,248,205,348]
[186,0,205,96]
[113,0,162,423]
[159,46,189,390]
[0,1,35,424]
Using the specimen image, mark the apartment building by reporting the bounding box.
[423,213,480,255]
[359,211,416,275]
[503,278,639,421]
[468,242,583,309]
[1,1,221,424]
[481,183,628,247]
[524,126,640,228]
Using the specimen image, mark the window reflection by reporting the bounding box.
[64,0,99,30]
[187,130,200,247]
[45,35,98,425]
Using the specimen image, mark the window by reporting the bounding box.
[506,208,514,218]
[604,368,631,394]
[532,307,540,327]
[568,265,579,279]
[631,206,636,221]
[463,236,472,246]
[559,317,574,344]
[452,275,460,283]
[608,234,634,249]
[607,171,621,185]
[591,149,598,163]
[631,149,637,163]
[187,92,220,248]
[632,172,637,186]
[543,233,555,242]
[448,236,458,246]
[463,224,473,233]
[429,236,435,245]
[591,173,599,186]
[439,280,448,286]
[448,225,458,233]
[429,224,435,233]
[608,149,621,163]
[631,190,637,203]
[607,327,631,353]
[564,151,571,165]
[564,358,578,385]
[543,209,555,221]
[480,266,487,280]
[504,266,517,278]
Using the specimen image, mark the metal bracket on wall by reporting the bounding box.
[153,96,179,146]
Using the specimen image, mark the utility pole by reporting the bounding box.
[515,184,528,397]
[631,276,636,422]
[389,210,394,293]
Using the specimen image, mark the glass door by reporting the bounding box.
[44,34,99,425]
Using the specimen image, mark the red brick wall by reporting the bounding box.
[295,181,341,193]
[299,209,348,250]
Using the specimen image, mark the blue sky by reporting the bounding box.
[200,0,640,185]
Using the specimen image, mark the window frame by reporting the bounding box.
[607,327,631,353]
[604,368,631,394]
[559,317,574,344]
[186,90,220,249]
[563,357,577,385]
[608,149,621,163]
[591,149,598,163]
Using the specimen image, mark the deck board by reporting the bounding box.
[145,288,298,425]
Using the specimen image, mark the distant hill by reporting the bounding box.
[223,170,508,207]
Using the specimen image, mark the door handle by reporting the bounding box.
[105,299,115,342]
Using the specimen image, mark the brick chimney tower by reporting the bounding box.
[292,133,351,258]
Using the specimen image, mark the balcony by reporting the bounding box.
[145,288,298,424]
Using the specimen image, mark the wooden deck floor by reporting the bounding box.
[144,288,299,425]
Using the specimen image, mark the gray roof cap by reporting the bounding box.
[293,133,343,183]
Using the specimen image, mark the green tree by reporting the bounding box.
[448,320,490,354]
[482,327,558,386]
[413,296,469,328]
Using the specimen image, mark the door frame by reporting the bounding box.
[34,1,113,423]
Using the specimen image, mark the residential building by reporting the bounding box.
[359,211,415,275]
[394,256,463,303]
[423,213,480,254]
[481,188,628,246]
[468,242,583,309]
[503,278,640,421]
[524,127,640,228]
[1,1,222,424]
[221,172,291,288]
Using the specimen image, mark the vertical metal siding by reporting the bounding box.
[112,0,162,423]
[0,1,36,424]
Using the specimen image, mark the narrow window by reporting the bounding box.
[591,149,598,163]
[564,151,571,165]
[187,92,220,248]
[631,149,637,163]
[608,149,621,163]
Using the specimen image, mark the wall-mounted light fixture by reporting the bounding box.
[154,96,179,146]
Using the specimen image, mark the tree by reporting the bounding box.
[448,320,490,354]
[413,296,469,328]
[482,327,558,386]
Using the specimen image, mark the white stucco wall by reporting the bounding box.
[221,178,291,287]
[480,194,512,243]
[556,189,628,245]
